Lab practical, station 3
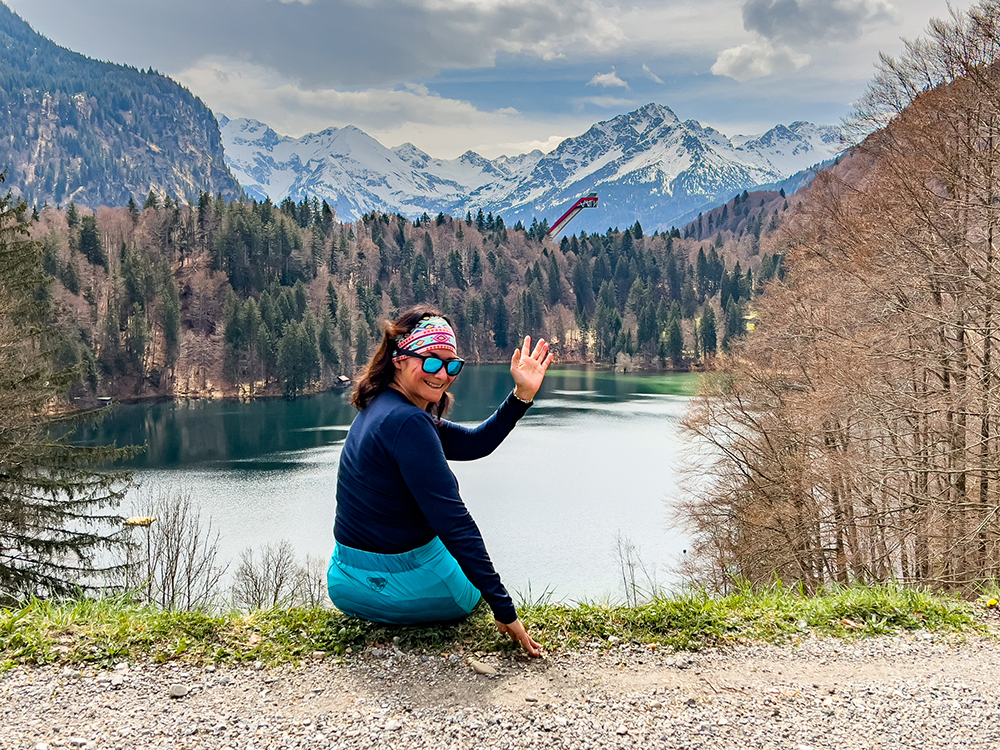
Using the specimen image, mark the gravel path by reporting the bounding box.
[3,632,1000,749]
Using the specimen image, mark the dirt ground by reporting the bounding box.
[3,633,1000,749]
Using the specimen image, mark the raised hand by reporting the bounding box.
[510,335,554,403]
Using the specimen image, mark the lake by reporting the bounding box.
[77,365,700,604]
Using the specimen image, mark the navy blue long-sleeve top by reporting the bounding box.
[334,388,530,624]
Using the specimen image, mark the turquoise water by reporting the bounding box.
[78,366,700,603]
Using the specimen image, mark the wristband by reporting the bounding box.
[512,391,533,406]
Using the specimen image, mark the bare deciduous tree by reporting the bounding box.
[231,543,332,610]
[231,540,299,610]
[681,0,1000,592]
[122,491,227,610]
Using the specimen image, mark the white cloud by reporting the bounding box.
[709,0,902,82]
[587,68,630,89]
[573,95,638,109]
[711,41,811,81]
[489,134,568,154]
[8,0,987,162]
[10,0,632,87]
[177,57,585,158]
[642,64,664,84]
[180,58,488,134]
[608,1,748,60]
[10,0,982,90]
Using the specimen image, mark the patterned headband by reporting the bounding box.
[393,316,457,361]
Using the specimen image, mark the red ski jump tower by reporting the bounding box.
[547,192,598,237]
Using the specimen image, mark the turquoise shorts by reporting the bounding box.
[327,536,482,624]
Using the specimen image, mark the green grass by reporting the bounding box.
[0,583,986,671]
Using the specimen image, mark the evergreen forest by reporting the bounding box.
[0,4,240,210]
[28,190,787,402]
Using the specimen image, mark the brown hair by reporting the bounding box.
[350,305,456,418]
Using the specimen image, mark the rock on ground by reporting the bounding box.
[3,633,1000,749]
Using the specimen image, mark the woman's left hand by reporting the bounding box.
[511,335,553,403]
[495,618,543,657]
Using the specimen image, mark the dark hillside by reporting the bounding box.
[30,192,787,403]
[0,4,240,208]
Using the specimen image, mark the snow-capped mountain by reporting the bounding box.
[220,104,841,234]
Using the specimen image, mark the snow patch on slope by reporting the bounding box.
[220,104,842,233]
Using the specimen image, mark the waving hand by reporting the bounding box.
[511,335,553,403]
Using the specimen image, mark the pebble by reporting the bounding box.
[470,660,497,675]
[168,684,189,698]
[3,632,1000,749]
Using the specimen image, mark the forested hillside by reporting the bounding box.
[681,1,1000,592]
[31,189,788,402]
[0,5,240,209]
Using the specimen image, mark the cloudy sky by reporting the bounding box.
[6,0,978,159]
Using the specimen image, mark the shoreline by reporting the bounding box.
[67,360,700,413]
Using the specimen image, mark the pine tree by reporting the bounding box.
[448,249,467,289]
[65,202,79,230]
[326,281,339,323]
[593,281,622,361]
[493,296,509,350]
[572,257,595,314]
[667,318,684,366]
[0,179,132,599]
[277,319,320,397]
[354,319,369,368]
[637,299,657,353]
[700,305,717,357]
[78,215,107,269]
[469,249,483,287]
[60,257,80,295]
[337,307,352,361]
[411,254,431,303]
[318,311,340,374]
[160,263,181,368]
[546,252,561,306]
[722,297,746,352]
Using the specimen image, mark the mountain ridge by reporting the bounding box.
[0,4,241,208]
[221,103,840,233]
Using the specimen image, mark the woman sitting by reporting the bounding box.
[327,306,552,657]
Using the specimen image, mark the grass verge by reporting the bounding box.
[0,583,987,671]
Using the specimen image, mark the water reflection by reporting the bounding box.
[79,366,700,601]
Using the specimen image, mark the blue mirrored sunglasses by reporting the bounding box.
[396,348,465,376]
